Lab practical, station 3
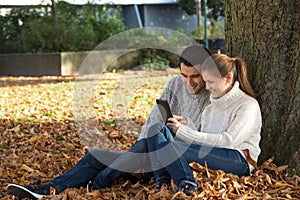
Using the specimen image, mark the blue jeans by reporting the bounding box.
[148,124,250,186]
[146,123,175,183]
[50,139,150,193]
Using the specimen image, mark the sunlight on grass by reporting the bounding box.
[0,74,174,124]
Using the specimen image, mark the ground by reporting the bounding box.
[0,70,299,199]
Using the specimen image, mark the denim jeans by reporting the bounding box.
[146,123,175,183]
[92,138,152,189]
[147,124,250,186]
[50,139,149,193]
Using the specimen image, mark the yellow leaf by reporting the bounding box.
[273,181,295,188]
[277,165,288,172]
[28,135,40,142]
[265,173,272,186]
[232,180,242,188]
[28,134,49,142]
[285,194,292,199]
[13,125,21,133]
[113,191,117,199]
[19,164,34,172]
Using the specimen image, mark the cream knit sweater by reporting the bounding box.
[176,81,262,163]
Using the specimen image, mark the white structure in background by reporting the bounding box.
[0,0,198,34]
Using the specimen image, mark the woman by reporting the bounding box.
[147,54,262,195]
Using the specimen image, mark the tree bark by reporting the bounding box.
[196,0,201,28]
[51,0,57,25]
[225,0,300,175]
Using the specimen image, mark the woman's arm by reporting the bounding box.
[175,100,262,148]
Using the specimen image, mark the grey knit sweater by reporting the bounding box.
[138,76,210,140]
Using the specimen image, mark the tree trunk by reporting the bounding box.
[196,0,201,28]
[51,0,57,25]
[225,0,300,175]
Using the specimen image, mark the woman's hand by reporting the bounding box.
[166,115,186,133]
[176,115,188,125]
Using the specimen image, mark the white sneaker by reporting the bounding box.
[7,183,44,199]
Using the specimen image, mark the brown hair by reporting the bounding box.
[201,54,256,98]
[179,45,211,67]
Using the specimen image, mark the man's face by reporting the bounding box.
[180,63,205,94]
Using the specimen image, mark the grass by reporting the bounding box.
[0,73,174,124]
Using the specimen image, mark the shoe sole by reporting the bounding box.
[7,183,44,199]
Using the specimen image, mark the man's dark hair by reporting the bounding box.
[179,45,212,67]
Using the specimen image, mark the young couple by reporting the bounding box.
[7,45,262,199]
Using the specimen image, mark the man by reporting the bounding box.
[7,44,211,199]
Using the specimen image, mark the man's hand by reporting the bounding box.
[166,115,187,133]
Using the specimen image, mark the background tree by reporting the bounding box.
[225,0,300,175]
[179,0,225,39]
[179,0,224,31]
[179,0,224,18]
[0,2,125,53]
[50,0,57,25]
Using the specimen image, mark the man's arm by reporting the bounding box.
[137,77,178,140]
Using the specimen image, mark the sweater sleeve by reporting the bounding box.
[138,78,176,140]
[176,100,262,149]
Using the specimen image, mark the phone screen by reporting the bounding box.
[156,99,173,123]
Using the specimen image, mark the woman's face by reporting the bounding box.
[202,70,233,99]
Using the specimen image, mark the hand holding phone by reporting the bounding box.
[156,99,173,124]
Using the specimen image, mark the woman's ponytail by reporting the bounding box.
[234,58,256,98]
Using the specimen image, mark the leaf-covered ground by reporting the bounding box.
[0,70,299,199]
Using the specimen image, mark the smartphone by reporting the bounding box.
[156,99,173,123]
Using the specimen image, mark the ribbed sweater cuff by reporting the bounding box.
[176,125,198,143]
